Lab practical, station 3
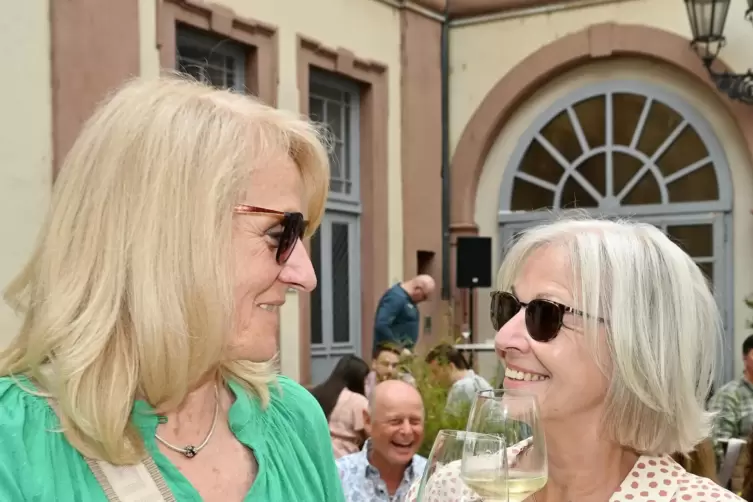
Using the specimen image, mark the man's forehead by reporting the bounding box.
[377,351,398,362]
[377,405,424,420]
[373,391,423,415]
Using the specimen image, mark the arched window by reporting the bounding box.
[497,80,733,380]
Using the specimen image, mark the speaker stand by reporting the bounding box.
[467,285,476,367]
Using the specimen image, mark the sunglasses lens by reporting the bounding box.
[491,292,521,331]
[526,300,563,342]
[277,213,305,264]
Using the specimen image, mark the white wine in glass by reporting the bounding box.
[465,389,548,502]
[415,430,504,502]
[463,471,547,502]
[459,432,507,502]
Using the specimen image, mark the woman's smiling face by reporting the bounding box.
[228,155,317,362]
[494,244,610,421]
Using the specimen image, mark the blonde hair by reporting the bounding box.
[497,215,720,455]
[0,75,330,464]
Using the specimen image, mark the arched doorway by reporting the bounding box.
[497,80,734,381]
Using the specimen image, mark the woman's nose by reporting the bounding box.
[278,239,317,292]
[495,308,531,354]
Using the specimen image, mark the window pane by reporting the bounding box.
[561,175,598,208]
[343,102,352,189]
[697,262,714,288]
[330,140,343,181]
[327,101,344,141]
[576,153,606,197]
[539,110,581,163]
[667,224,713,258]
[175,28,245,91]
[308,73,359,199]
[621,171,662,205]
[330,179,344,193]
[205,61,232,88]
[510,178,555,211]
[655,124,709,178]
[310,81,345,102]
[612,93,648,147]
[573,95,605,148]
[667,163,719,203]
[309,96,324,123]
[310,231,323,345]
[517,140,564,185]
[612,152,643,196]
[635,100,683,158]
[179,63,206,83]
[331,223,351,343]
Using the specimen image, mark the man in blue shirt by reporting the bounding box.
[336,380,427,501]
[372,275,435,352]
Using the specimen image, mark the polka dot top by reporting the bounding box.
[405,454,744,501]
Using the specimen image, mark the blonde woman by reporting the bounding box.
[408,218,741,501]
[0,76,344,501]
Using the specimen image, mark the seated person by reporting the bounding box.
[709,335,753,478]
[366,343,414,398]
[425,343,492,415]
[310,355,371,458]
[337,380,426,501]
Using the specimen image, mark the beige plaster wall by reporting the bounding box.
[139,0,161,79]
[139,0,403,379]
[449,0,753,153]
[0,2,53,345]
[472,58,753,377]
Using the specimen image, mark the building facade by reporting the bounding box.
[2,0,753,384]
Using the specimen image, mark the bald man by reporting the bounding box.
[373,275,435,352]
[336,380,427,502]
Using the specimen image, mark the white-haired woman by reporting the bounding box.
[0,76,345,501]
[408,218,742,501]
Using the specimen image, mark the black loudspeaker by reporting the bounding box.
[455,236,492,289]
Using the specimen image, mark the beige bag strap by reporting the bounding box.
[84,455,176,502]
[43,394,175,502]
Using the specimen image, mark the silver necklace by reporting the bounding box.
[154,383,220,459]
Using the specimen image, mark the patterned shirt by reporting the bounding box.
[709,376,753,462]
[445,370,492,415]
[406,454,743,502]
[337,440,428,502]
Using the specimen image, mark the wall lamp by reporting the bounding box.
[684,0,753,104]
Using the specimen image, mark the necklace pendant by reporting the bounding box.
[183,445,197,458]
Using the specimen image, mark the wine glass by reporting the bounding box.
[409,430,505,502]
[460,431,508,501]
[464,389,547,502]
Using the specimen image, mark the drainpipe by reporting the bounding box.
[440,1,451,300]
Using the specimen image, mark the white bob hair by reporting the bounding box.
[496,215,720,455]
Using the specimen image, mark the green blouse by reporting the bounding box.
[0,375,345,501]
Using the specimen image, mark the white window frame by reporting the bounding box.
[309,69,361,208]
[308,70,362,385]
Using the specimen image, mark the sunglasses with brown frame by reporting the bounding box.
[233,204,309,265]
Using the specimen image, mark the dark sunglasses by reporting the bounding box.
[490,291,604,342]
[233,204,309,264]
